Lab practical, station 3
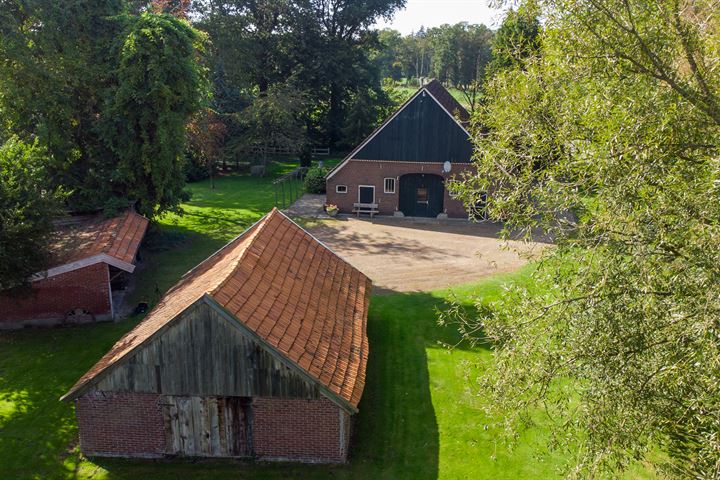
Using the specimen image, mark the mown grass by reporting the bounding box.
[2,266,573,479]
[0,164,656,479]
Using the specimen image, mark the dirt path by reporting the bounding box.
[306,217,547,293]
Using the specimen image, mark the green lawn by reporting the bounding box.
[0,167,654,479]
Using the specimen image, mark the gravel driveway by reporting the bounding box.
[305,216,546,293]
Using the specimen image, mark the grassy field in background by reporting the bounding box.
[392,85,471,109]
[0,165,656,479]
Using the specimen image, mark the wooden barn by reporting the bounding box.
[326,79,476,218]
[0,209,148,329]
[61,208,371,464]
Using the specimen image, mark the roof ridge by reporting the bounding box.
[275,209,372,285]
[208,209,276,298]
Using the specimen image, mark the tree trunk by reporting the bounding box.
[328,82,342,147]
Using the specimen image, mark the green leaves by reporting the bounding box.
[0,136,64,289]
[103,12,209,218]
[453,0,720,477]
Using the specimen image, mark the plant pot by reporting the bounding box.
[327,209,338,217]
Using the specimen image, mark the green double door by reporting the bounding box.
[399,174,445,218]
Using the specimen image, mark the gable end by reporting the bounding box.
[327,82,472,179]
[65,298,356,413]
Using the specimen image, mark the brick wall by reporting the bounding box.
[75,391,165,458]
[326,160,476,218]
[0,262,111,328]
[73,393,352,462]
[253,397,350,463]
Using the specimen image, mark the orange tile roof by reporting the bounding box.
[49,209,149,268]
[63,209,371,410]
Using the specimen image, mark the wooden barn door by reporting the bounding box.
[162,396,252,457]
[399,174,445,217]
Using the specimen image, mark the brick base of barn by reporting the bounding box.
[74,392,352,463]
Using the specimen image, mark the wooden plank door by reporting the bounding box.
[162,396,251,457]
[399,174,445,217]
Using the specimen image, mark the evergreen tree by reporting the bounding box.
[103,12,209,217]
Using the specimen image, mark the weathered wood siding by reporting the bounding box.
[162,395,251,457]
[95,301,321,399]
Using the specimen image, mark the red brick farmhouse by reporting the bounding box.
[62,208,371,463]
[0,210,148,329]
[326,79,477,218]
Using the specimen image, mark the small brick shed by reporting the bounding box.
[326,79,478,219]
[62,208,371,463]
[0,210,148,329]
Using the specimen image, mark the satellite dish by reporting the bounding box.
[443,161,452,173]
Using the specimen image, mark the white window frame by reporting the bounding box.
[336,185,348,194]
[384,177,396,194]
[358,185,376,203]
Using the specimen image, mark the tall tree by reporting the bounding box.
[373,29,405,80]
[0,2,208,217]
[450,0,720,477]
[195,0,293,93]
[103,13,209,217]
[294,0,406,145]
[487,7,541,75]
[0,0,126,210]
[231,82,308,170]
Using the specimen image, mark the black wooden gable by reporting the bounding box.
[351,87,473,163]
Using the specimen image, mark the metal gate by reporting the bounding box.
[161,396,252,457]
[399,174,445,217]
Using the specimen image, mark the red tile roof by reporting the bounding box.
[63,209,371,410]
[49,209,149,269]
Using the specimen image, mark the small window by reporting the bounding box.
[384,178,396,194]
[417,187,428,203]
[336,185,348,194]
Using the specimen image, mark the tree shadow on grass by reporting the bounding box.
[0,275,488,479]
[0,320,142,480]
[94,290,484,480]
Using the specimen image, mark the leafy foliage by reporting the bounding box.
[450,0,720,477]
[304,166,329,194]
[373,24,494,94]
[0,0,126,211]
[194,0,406,147]
[0,4,208,217]
[487,7,541,75]
[103,13,209,217]
[231,82,308,165]
[186,108,227,185]
[0,137,64,290]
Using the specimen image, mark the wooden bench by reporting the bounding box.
[352,202,379,218]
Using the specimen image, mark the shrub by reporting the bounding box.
[304,166,329,194]
[184,152,210,182]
